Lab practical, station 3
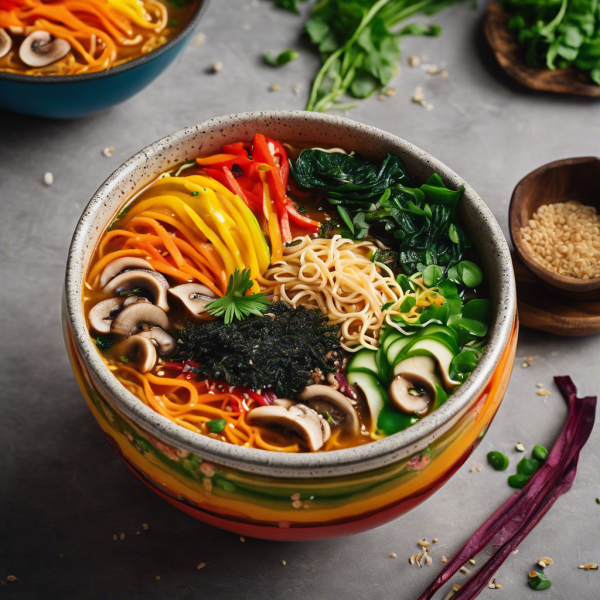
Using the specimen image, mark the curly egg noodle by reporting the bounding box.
[260,235,404,351]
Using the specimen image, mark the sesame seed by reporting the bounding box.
[102,146,115,158]
[441,556,448,563]
[7,576,17,582]
[113,535,118,541]
[197,563,206,570]
[281,560,286,566]
[212,61,223,73]
[44,172,54,186]
[155,576,161,581]
[537,389,551,396]
[240,536,245,542]
[391,553,397,558]
[515,442,526,452]
[469,559,476,565]
[408,55,420,67]
[143,523,149,530]
[193,32,206,47]
[432,538,438,543]
[120,533,125,540]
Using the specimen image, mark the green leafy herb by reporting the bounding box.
[95,336,113,350]
[324,411,338,426]
[301,0,468,111]
[502,0,600,86]
[206,268,271,325]
[179,302,340,397]
[206,419,227,433]
[297,205,308,214]
[264,49,300,66]
[119,356,130,363]
[529,571,552,591]
[319,218,339,237]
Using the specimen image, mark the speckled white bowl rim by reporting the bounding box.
[65,110,516,479]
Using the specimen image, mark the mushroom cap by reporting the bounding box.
[248,404,331,452]
[389,356,441,414]
[88,297,125,334]
[297,385,359,436]
[0,29,12,59]
[19,30,71,67]
[110,303,170,338]
[139,326,176,355]
[168,283,217,317]
[103,269,169,312]
[98,257,154,288]
[116,335,157,373]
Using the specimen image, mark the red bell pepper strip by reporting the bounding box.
[222,143,249,157]
[222,166,263,214]
[201,167,231,190]
[266,136,290,189]
[268,168,292,243]
[286,203,320,232]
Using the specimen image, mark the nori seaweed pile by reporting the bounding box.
[178,302,340,397]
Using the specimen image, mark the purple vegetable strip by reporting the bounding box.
[417,376,596,600]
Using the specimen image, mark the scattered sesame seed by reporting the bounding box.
[7,576,17,582]
[378,94,386,101]
[409,555,416,565]
[292,500,302,509]
[197,562,206,570]
[418,539,431,548]
[136,531,140,535]
[538,557,553,566]
[412,87,424,103]
[212,61,223,73]
[441,69,449,77]
[408,55,420,67]
[391,553,397,558]
[59,554,64,558]
[469,559,476,565]
[290,492,301,501]
[155,576,161,581]
[537,389,551,396]
[470,465,482,472]
[522,362,529,368]
[44,172,54,186]
[120,533,125,540]
[193,32,206,47]
[536,382,543,387]
[240,536,245,542]
[495,584,502,588]
[459,566,471,575]
[102,146,115,158]
[441,556,448,563]
[579,563,598,570]
[281,560,287,566]
[385,88,397,97]
[515,442,526,452]
[143,523,149,530]
[293,84,302,95]
[113,535,118,541]
[269,84,280,91]
[427,65,440,75]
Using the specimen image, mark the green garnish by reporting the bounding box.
[119,356,130,363]
[191,191,199,196]
[319,218,338,238]
[297,206,308,214]
[206,268,271,325]
[487,451,509,471]
[532,444,548,462]
[502,0,600,86]
[206,419,227,433]
[529,571,551,591]
[95,336,113,350]
[596,497,600,504]
[508,473,530,489]
[119,291,129,297]
[324,411,338,426]
[517,457,543,477]
[264,49,300,67]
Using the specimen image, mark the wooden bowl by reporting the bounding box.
[484,2,600,97]
[509,157,600,296]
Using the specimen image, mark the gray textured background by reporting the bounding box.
[1,1,599,599]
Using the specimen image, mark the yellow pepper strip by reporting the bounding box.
[185,176,270,273]
[196,154,238,166]
[258,165,283,263]
[182,205,237,281]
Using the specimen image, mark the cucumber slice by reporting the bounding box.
[386,336,414,367]
[345,371,387,436]
[347,348,379,376]
[406,338,460,389]
[376,346,391,384]
[382,330,402,354]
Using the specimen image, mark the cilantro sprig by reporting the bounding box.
[206,269,271,325]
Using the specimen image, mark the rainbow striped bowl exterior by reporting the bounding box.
[63,111,518,541]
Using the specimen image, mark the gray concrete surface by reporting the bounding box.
[1,1,599,599]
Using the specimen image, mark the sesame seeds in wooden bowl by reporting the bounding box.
[509,157,600,297]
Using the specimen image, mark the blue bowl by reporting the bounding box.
[0,0,210,119]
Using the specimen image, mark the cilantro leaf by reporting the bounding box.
[206,269,271,325]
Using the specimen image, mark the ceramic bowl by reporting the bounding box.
[0,0,210,119]
[63,111,518,541]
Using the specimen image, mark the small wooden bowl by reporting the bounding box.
[509,156,600,296]
[484,2,600,97]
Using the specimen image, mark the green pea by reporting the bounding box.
[206,419,227,433]
[517,457,542,477]
[529,571,551,590]
[508,473,530,489]
[487,451,509,471]
[532,444,548,462]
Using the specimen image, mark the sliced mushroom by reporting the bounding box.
[89,297,125,334]
[297,385,359,436]
[115,335,157,373]
[123,295,150,308]
[103,269,169,312]
[248,404,331,452]
[139,326,176,355]
[168,283,217,317]
[98,257,154,287]
[389,356,441,414]
[0,29,12,59]
[19,31,70,67]
[110,303,170,338]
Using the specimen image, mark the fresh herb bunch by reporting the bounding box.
[303,0,467,111]
[292,149,469,274]
[502,0,600,84]
[206,269,271,325]
[178,302,340,397]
